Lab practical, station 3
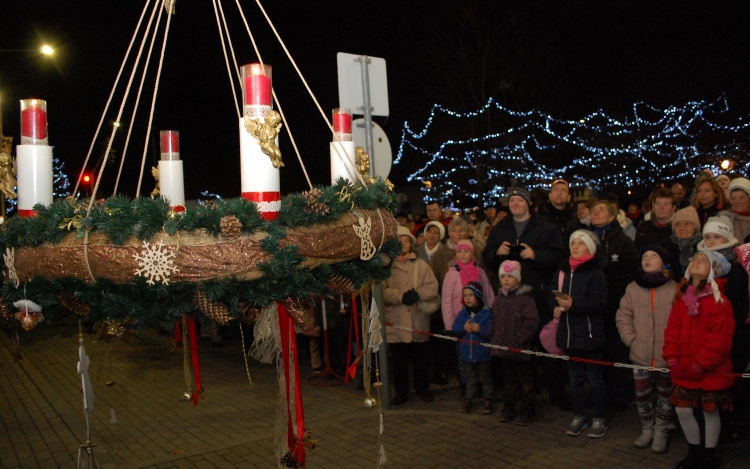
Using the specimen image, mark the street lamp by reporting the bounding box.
[40,45,54,56]
[0,45,55,56]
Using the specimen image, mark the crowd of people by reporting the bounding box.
[383,171,750,469]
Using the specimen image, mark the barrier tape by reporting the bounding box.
[386,323,750,380]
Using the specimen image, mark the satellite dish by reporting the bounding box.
[352,118,391,179]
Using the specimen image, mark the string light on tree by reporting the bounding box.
[396,96,750,207]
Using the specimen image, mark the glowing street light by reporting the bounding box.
[40,45,54,56]
[0,45,55,56]
[720,159,731,170]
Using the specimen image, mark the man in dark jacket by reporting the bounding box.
[538,179,576,237]
[590,200,639,410]
[634,188,678,252]
[482,186,569,409]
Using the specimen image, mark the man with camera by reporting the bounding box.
[482,186,569,409]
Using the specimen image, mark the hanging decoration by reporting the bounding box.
[3,248,18,288]
[133,240,179,285]
[13,299,43,331]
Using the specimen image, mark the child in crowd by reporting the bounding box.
[663,251,735,469]
[616,245,676,453]
[490,260,539,425]
[552,230,609,438]
[452,281,494,414]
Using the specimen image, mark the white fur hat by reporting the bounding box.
[425,220,446,240]
[701,215,738,247]
[728,177,750,199]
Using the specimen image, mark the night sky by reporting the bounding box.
[3,1,750,199]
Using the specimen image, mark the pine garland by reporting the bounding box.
[0,179,399,330]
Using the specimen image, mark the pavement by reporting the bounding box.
[2,318,749,469]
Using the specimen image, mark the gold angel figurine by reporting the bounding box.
[150,166,160,198]
[0,150,17,200]
[244,110,284,168]
[355,146,370,179]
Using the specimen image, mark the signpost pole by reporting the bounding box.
[355,56,375,176]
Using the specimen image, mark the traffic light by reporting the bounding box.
[81,173,92,196]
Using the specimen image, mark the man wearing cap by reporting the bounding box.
[538,179,576,237]
[482,186,569,409]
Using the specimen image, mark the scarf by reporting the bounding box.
[697,242,738,263]
[578,216,591,227]
[594,222,615,239]
[635,269,672,289]
[569,254,594,271]
[680,282,714,316]
[456,259,480,286]
[424,242,440,257]
[672,232,702,270]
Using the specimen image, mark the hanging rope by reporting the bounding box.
[135,6,175,198]
[73,0,153,197]
[217,0,242,82]
[212,0,241,119]
[271,90,312,190]
[112,0,168,195]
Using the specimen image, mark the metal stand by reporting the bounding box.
[355,55,375,176]
[307,296,344,386]
[77,322,100,469]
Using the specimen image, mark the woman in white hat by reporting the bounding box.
[727,177,750,243]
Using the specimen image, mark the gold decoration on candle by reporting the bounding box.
[0,150,17,200]
[59,214,83,231]
[219,215,242,239]
[383,179,394,192]
[355,146,371,180]
[150,166,160,198]
[244,110,284,168]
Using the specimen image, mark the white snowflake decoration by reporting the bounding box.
[132,240,179,285]
[4,247,19,288]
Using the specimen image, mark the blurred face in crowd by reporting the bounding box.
[687,254,711,281]
[416,232,425,246]
[590,203,615,227]
[696,181,718,208]
[462,288,479,308]
[673,220,697,240]
[703,232,729,248]
[449,224,467,244]
[717,177,730,192]
[455,246,474,264]
[671,183,686,202]
[652,197,676,223]
[569,237,591,259]
[549,183,570,208]
[426,203,441,221]
[508,195,530,219]
[485,207,497,222]
[577,202,591,220]
[729,189,750,214]
[399,235,412,255]
[499,273,520,291]
[425,225,441,247]
[641,251,664,273]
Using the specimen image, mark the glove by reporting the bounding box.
[668,359,688,380]
[402,289,420,306]
[685,363,704,381]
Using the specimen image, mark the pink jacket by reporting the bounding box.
[441,264,494,330]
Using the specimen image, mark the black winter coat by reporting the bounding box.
[482,212,566,318]
[552,257,608,352]
[596,224,639,325]
[538,202,576,237]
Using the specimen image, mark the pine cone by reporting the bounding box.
[302,188,329,215]
[326,275,356,295]
[59,291,91,316]
[193,291,231,325]
[219,215,242,239]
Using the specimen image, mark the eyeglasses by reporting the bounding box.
[688,257,711,265]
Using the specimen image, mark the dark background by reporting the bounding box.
[2,1,750,200]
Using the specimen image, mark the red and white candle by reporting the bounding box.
[158,130,185,212]
[17,99,53,217]
[330,108,357,184]
[241,63,272,118]
[240,63,280,220]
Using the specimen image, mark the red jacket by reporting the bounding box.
[662,279,736,391]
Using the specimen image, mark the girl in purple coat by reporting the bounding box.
[491,260,539,425]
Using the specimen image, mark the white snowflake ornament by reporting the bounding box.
[133,240,179,285]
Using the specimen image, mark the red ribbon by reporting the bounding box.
[17,209,38,218]
[173,317,203,407]
[277,302,306,465]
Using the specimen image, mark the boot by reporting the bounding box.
[675,443,700,469]
[633,418,654,448]
[482,397,494,415]
[651,417,669,454]
[702,446,720,469]
[460,398,472,414]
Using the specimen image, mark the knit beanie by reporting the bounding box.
[455,239,474,253]
[716,174,730,186]
[728,177,750,199]
[684,251,731,303]
[569,229,600,255]
[700,215,738,246]
[507,186,533,207]
[672,206,700,232]
[498,260,522,283]
[463,281,484,303]
[642,244,671,269]
[425,220,446,240]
